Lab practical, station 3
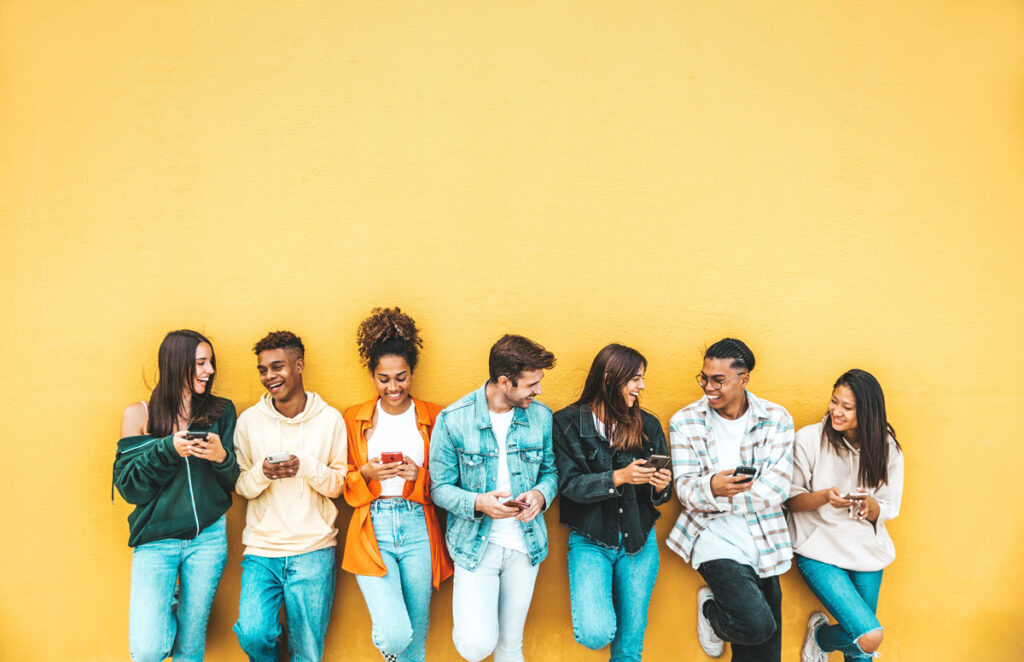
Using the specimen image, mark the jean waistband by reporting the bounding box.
[370,497,423,513]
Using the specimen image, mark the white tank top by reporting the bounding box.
[367,400,424,496]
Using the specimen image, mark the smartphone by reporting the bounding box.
[642,454,671,470]
[184,431,209,441]
[733,465,757,483]
[380,452,405,464]
[843,491,869,501]
[267,451,292,464]
[503,499,529,511]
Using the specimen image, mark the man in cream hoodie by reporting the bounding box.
[233,331,347,662]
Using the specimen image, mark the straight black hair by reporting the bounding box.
[822,369,900,489]
[573,344,648,452]
[147,330,224,437]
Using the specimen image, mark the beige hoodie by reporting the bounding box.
[234,392,347,557]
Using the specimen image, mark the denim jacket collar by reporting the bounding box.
[473,381,530,430]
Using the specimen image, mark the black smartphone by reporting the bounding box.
[184,431,209,441]
[642,454,671,470]
[733,465,756,483]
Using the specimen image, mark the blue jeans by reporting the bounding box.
[354,499,435,662]
[567,528,659,662]
[129,515,228,662]
[796,555,883,661]
[234,546,336,662]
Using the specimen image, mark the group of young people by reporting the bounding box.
[114,308,904,662]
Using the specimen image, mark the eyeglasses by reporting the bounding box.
[695,372,748,391]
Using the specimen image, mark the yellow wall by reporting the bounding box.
[2,1,1022,659]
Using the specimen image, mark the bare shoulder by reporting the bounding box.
[121,401,149,437]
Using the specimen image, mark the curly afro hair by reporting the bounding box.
[356,307,422,372]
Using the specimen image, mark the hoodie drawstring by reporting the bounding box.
[277,417,306,496]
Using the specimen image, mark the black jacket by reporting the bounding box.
[552,403,671,553]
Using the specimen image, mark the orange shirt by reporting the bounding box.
[341,397,454,589]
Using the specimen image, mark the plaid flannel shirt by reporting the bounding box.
[666,391,794,578]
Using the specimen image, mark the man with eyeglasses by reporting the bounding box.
[666,338,794,662]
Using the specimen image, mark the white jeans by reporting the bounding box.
[451,543,540,662]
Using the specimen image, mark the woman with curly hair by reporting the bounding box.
[342,307,454,662]
[113,330,239,662]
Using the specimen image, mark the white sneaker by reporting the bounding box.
[801,611,829,662]
[696,586,725,658]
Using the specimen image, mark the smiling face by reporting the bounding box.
[699,357,749,413]
[828,384,858,438]
[373,354,413,414]
[257,348,304,402]
[620,366,646,408]
[499,368,545,409]
[192,342,215,394]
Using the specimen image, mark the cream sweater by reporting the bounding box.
[234,392,347,557]
[787,421,903,572]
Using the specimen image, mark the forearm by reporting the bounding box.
[785,490,827,512]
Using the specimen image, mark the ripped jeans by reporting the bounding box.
[796,554,883,661]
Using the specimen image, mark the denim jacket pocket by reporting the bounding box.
[456,450,491,492]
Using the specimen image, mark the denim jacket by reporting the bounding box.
[429,383,559,569]
[553,404,671,553]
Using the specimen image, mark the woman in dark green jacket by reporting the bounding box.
[114,329,239,662]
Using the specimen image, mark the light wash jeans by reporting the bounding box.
[234,546,336,662]
[129,515,228,662]
[567,528,659,662]
[796,554,884,661]
[355,499,434,662]
[452,543,540,662]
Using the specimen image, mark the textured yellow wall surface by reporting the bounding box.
[2,1,1022,660]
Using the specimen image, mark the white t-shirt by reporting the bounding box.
[367,400,424,497]
[487,408,527,553]
[691,407,760,569]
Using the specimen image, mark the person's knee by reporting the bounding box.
[130,644,171,662]
[453,630,497,662]
[573,617,616,650]
[858,628,883,654]
[373,620,414,656]
[233,619,276,655]
[730,610,777,646]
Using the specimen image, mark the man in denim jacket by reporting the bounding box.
[429,334,558,662]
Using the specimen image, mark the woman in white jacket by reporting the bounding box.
[785,369,903,662]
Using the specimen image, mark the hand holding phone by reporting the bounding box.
[732,465,757,484]
[380,452,404,465]
[641,454,671,470]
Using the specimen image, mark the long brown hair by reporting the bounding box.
[147,330,225,437]
[822,369,900,489]
[574,344,647,452]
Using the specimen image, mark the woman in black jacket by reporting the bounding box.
[552,343,672,662]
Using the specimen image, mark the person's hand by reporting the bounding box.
[190,432,227,464]
[613,459,657,486]
[710,469,755,498]
[263,455,299,479]
[172,431,196,458]
[649,468,672,492]
[360,456,403,482]
[474,491,520,519]
[515,489,546,522]
[395,458,420,482]
[851,492,878,521]
[823,487,855,509]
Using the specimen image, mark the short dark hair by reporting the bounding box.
[253,330,305,358]
[488,334,556,385]
[704,337,755,372]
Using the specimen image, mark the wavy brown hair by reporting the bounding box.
[822,369,900,489]
[573,344,647,452]
[147,330,225,437]
[356,307,423,372]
